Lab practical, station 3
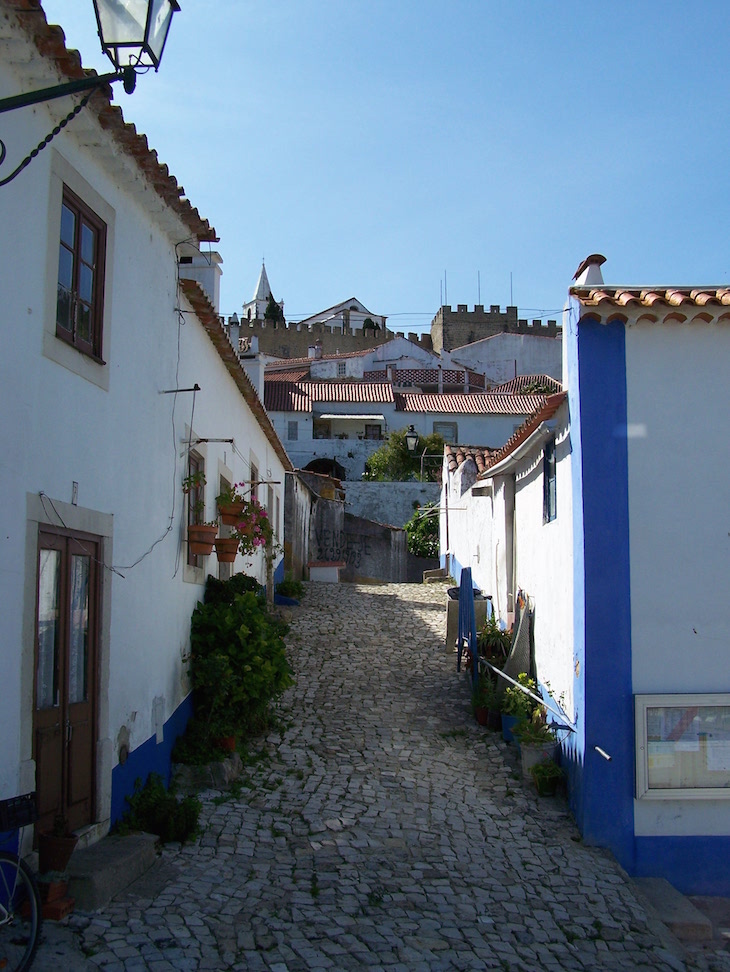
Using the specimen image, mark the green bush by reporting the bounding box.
[121,773,200,844]
[404,503,439,558]
[275,577,305,600]
[175,574,294,764]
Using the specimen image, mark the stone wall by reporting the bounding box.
[343,481,441,527]
[431,304,559,354]
[226,319,433,360]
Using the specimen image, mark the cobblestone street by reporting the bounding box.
[36,582,730,971]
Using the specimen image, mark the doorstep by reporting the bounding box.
[633,877,714,942]
[66,832,158,911]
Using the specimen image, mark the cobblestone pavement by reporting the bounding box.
[35,582,730,971]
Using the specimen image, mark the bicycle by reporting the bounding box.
[0,793,41,972]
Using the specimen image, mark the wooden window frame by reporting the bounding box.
[56,186,107,362]
[543,438,557,523]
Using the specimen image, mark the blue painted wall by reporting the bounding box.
[569,312,635,870]
[110,693,193,825]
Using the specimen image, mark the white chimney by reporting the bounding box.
[573,253,606,287]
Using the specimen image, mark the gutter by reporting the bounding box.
[472,419,557,489]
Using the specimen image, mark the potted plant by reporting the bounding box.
[530,758,564,796]
[188,522,218,556]
[213,536,239,563]
[38,814,79,874]
[514,709,558,780]
[501,673,537,744]
[183,470,218,555]
[231,496,274,557]
[216,482,246,525]
[478,613,512,667]
[471,674,501,731]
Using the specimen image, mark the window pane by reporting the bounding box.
[60,203,75,248]
[37,549,60,709]
[80,222,95,266]
[58,245,73,289]
[68,555,90,704]
[79,263,94,303]
[77,301,92,344]
[56,284,73,332]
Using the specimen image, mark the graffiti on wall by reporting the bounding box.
[315,528,372,568]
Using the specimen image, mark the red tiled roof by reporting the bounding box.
[571,286,730,321]
[445,445,499,475]
[6,1,215,243]
[264,368,311,383]
[478,392,568,477]
[394,393,545,415]
[492,375,563,395]
[179,280,292,470]
[264,380,394,412]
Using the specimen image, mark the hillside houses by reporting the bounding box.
[0,0,291,842]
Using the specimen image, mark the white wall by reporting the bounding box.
[0,55,287,808]
[626,320,730,836]
[452,332,562,386]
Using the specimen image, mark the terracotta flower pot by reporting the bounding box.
[216,735,236,753]
[214,537,238,563]
[188,524,218,556]
[218,500,245,526]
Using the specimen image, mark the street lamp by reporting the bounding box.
[405,425,419,453]
[0,0,179,184]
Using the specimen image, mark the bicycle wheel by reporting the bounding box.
[0,852,41,972]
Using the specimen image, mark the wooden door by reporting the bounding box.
[34,530,99,834]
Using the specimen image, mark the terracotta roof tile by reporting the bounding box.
[571,285,730,317]
[394,393,545,415]
[264,380,394,412]
[445,445,499,474]
[477,392,568,478]
[491,375,562,395]
[6,0,216,242]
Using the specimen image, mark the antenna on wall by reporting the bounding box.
[440,279,443,306]
[510,272,513,305]
[478,270,481,305]
[444,270,448,306]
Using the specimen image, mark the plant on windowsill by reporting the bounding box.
[182,470,206,495]
[216,482,247,525]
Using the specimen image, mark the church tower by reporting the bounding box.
[242,262,284,323]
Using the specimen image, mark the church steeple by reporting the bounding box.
[242,262,284,322]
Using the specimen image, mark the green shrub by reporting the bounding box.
[121,773,200,844]
[175,574,294,763]
[404,503,439,558]
[275,577,305,600]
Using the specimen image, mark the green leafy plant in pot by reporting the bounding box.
[38,814,79,874]
[501,673,537,744]
[514,708,558,780]
[471,674,501,731]
[530,758,564,796]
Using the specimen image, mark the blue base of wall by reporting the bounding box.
[110,693,193,825]
[633,836,730,896]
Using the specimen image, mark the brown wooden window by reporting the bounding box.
[187,453,204,568]
[56,187,107,361]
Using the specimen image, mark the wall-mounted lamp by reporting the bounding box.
[405,425,419,453]
[0,0,179,184]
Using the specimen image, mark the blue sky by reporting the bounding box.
[41,1,730,333]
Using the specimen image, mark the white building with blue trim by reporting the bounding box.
[443,253,730,895]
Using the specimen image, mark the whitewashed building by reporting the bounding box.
[443,253,730,895]
[0,1,291,843]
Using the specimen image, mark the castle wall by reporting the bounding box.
[431,303,559,353]
[227,320,432,360]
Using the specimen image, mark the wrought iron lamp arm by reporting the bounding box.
[0,67,136,115]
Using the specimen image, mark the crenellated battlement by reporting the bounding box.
[431,304,560,353]
[222,317,433,359]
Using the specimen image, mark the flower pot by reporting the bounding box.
[486,709,502,732]
[188,524,218,556]
[218,500,245,526]
[214,537,238,563]
[474,706,489,726]
[534,775,559,797]
[215,735,236,753]
[38,832,79,874]
[501,714,519,743]
[520,741,558,780]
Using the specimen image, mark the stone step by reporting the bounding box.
[634,877,714,942]
[66,832,158,911]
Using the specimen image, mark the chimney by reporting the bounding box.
[573,253,606,287]
[314,340,323,359]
